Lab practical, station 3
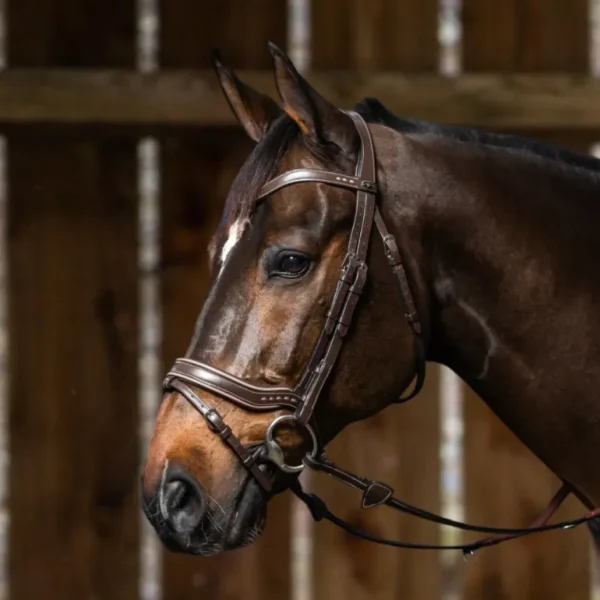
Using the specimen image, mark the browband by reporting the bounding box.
[257,168,377,201]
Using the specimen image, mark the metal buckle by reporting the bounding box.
[263,415,319,474]
[382,234,402,266]
[204,408,226,434]
[361,180,377,193]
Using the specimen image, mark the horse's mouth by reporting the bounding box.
[145,466,269,557]
[222,475,267,550]
[180,474,267,557]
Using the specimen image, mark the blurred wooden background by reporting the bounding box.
[0,0,598,599]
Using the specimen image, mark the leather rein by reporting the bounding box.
[163,111,600,555]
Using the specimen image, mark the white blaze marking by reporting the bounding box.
[220,219,246,265]
[158,459,170,521]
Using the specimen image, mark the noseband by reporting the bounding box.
[163,112,600,554]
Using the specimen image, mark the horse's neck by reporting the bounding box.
[378,127,600,500]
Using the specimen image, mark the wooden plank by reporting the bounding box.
[310,2,442,600]
[462,2,592,599]
[2,70,600,130]
[6,1,139,599]
[463,1,589,72]
[311,0,437,70]
[160,0,287,68]
[8,140,140,600]
[158,2,292,599]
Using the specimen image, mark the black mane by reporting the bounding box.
[356,97,600,175]
[220,114,300,228]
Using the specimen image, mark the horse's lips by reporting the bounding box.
[223,475,267,548]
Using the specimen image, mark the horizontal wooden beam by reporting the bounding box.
[0,69,599,130]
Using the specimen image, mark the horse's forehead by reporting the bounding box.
[221,141,346,263]
[266,144,349,222]
[276,140,326,181]
[268,184,323,223]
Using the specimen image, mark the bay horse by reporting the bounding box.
[141,43,600,556]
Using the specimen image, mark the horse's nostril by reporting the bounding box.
[165,480,189,512]
[160,468,206,534]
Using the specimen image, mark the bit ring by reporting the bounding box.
[264,415,319,474]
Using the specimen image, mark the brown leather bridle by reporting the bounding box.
[163,111,600,554]
[164,111,425,487]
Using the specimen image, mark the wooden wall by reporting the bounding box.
[7,1,140,598]
[1,1,597,599]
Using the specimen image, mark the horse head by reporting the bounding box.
[141,44,423,555]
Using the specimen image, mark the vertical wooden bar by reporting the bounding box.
[159,2,292,599]
[462,2,592,599]
[6,1,139,599]
[310,3,442,600]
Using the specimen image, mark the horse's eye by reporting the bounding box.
[272,251,311,278]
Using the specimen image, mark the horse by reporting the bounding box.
[141,42,600,557]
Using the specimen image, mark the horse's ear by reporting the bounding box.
[213,50,283,142]
[267,42,357,153]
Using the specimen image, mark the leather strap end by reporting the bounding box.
[362,481,394,509]
[337,323,349,337]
